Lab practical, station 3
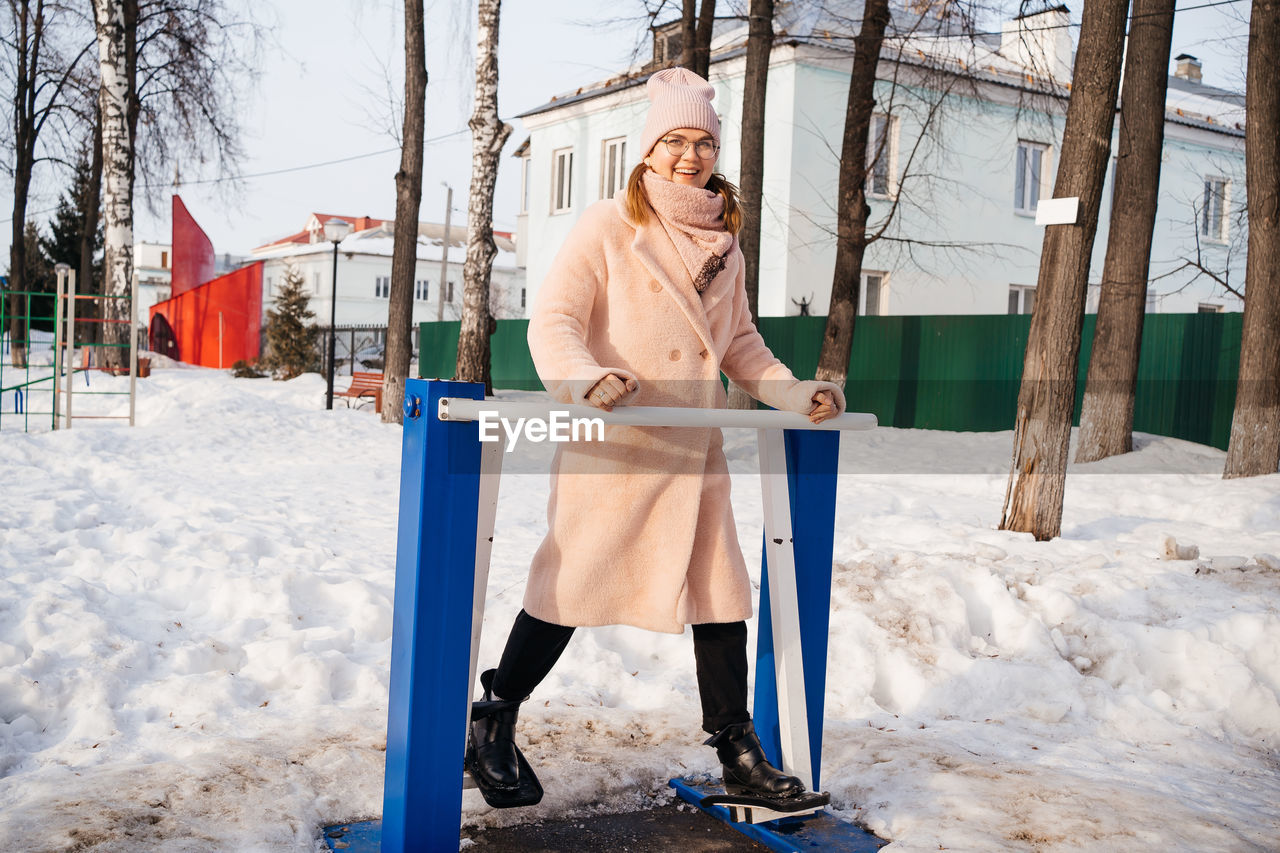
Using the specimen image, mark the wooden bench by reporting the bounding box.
[336,371,384,413]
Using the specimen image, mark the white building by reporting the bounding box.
[513,3,1247,319]
[250,213,527,331]
[132,241,172,319]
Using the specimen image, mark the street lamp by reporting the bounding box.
[437,181,452,322]
[323,218,352,410]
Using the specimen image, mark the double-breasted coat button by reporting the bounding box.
[649,280,662,293]
[699,349,709,359]
[669,349,681,361]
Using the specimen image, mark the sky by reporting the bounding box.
[134,0,653,255]
[2,0,1254,262]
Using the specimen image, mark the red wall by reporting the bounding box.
[149,262,263,368]
[171,195,216,297]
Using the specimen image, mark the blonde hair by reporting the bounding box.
[623,161,743,235]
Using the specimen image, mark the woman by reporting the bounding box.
[467,67,845,807]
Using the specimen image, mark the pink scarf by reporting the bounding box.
[642,170,735,293]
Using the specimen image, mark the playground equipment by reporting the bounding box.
[1,275,60,431]
[323,378,884,852]
[0,264,138,432]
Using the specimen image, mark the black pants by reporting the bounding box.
[491,609,751,735]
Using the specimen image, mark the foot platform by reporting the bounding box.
[700,789,830,824]
[671,777,887,852]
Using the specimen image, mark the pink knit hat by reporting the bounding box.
[640,67,720,157]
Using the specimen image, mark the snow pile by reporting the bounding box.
[1,368,1277,851]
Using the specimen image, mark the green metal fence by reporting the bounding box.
[1,288,60,431]
[420,313,1243,449]
[419,320,542,391]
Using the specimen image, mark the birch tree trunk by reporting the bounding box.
[455,0,511,394]
[999,0,1128,540]
[1223,0,1280,477]
[94,0,138,370]
[727,0,773,411]
[383,0,427,424]
[1075,0,1175,463]
[814,0,889,385]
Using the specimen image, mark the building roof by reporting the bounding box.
[1165,74,1246,133]
[515,0,1246,138]
[252,213,389,253]
[251,221,518,270]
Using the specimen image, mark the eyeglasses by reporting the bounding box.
[659,136,719,160]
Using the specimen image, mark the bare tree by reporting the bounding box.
[738,0,771,322]
[999,0,1128,540]
[1223,0,1280,477]
[93,0,138,370]
[132,0,257,200]
[814,0,890,385]
[456,0,512,394]
[802,1,1002,384]
[680,0,696,68]
[4,0,96,366]
[88,0,255,368]
[382,0,426,425]
[1075,0,1176,463]
[692,0,714,78]
[1155,195,1247,303]
[725,0,773,411]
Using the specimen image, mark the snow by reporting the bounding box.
[2,366,1278,851]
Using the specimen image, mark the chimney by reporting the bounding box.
[1174,54,1202,84]
[999,5,1074,84]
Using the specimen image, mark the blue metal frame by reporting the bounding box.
[380,378,485,853]
[752,428,840,791]
[326,386,878,852]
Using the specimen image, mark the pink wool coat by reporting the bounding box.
[525,195,845,634]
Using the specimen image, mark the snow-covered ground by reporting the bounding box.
[1,366,1278,852]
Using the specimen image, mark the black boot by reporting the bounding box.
[705,721,805,799]
[470,669,521,790]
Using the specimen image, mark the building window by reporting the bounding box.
[1201,177,1229,242]
[415,279,429,300]
[312,272,321,295]
[653,21,683,66]
[859,272,888,316]
[552,147,574,213]
[521,288,527,309]
[1009,284,1035,314]
[520,155,531,214]
[1015,141,1050,214]
[600,137,627,200]
[866,115,896,198]
[376,275,390,298]
[446,279,454,303]
[1197,302,1223,313]
[160,251,169,268]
